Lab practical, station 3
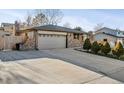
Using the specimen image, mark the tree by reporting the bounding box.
[35,9,63,25]
[112,42,124,58]
[26,15,32,26]
[24,11,33,26]
[83,38,91,51]
[91,41,101,54]
[94,23,104,31]
[74,27,83,31]
[32,13,47,26]
[101,41,111,55]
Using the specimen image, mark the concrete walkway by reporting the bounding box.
[0,58,121,84]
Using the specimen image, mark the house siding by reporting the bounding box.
[94,33,117,48]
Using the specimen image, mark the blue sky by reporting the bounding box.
[0,9,124,31]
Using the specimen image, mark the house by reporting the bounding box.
[94,27,124,47]
[18,25,87,50]
[0,23,23,50]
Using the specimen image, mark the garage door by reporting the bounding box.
[38,34,66,49]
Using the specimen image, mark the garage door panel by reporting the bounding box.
[38,35,66,49]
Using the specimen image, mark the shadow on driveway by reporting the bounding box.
[0,50,58,62]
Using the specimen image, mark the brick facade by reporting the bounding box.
[19,31,84,50]
[19,31,36,50]
[67,33,83,48]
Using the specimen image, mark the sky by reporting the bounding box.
[0,9,124,31]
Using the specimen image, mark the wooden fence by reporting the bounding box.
[0,36,23,50]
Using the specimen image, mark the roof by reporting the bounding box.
[21,25,87,34]
[96,27,124,33]
[1,23,14,27]
[94,32,124,38]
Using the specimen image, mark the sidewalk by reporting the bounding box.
[0,58,122,84]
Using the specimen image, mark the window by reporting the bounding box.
[39,34,42,37]
[74,33,77,39]
[43,34,45,37]
[73,33,79,39]
[103,38,107,41]
[77,34,79,39]
[5,34,10,36]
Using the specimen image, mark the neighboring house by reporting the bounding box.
[94,27,124,47]
[0,23,23,50]
[18,25,87,50]
[1,23,15,35]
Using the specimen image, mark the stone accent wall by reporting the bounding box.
[67,33,83,48]
[20,31,36,50]
[0,36,4,50]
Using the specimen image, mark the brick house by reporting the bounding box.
[18,25,87,50]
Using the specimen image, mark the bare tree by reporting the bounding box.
[25,12,32,26]
[35,9,63,25]
[94,23,104,31]
[32,13,47,26]
[26,15,32,26]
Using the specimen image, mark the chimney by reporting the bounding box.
[14,21,20,35]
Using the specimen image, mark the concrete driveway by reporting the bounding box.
[0,58,121,84]
[40,48,124,83]
[0,48,124,83]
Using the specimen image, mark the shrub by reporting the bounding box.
[83,38,91,51]
[101,41,111,55]
[112,42,124,58]
[91,41,101,54]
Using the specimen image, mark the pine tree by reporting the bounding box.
[112,42,124,58]
[91,41,101,54]
[83,38,91,51]
[101,41,111,55]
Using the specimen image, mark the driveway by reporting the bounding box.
[40,48,124,83]
[0,48,124,83]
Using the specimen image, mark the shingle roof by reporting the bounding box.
[26,25,86,34]
[1,23,14,27]
[94,32,124,38]
[96,27,124,33]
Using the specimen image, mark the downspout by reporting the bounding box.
[34,30,38,50]
[66,33,68,48]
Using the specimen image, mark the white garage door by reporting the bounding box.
[38,34,66,49]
